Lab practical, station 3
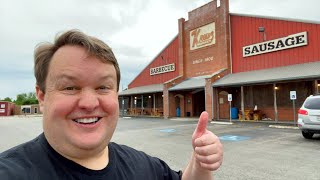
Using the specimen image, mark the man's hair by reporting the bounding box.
[34,29,120,92]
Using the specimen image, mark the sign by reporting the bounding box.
[190,22,216,50]
[228,94,232,102]
[0,109,5,113]
[243,32,308,57]
[290,91,297,100]
[0,104,5,108]
[150,63,175,76]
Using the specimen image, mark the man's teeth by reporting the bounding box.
[74,117,99,124]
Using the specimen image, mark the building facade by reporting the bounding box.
[119,0,320,122]
[0,101,15,116]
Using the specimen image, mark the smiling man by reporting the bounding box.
[0,30,223,180]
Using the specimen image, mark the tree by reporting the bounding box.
[14,92,38,105]
[1,97,13,102]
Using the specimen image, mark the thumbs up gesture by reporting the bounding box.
[191,111,223,171]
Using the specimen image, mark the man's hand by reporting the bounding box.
[191,111,223,171]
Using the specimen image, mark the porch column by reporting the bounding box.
[273,84,278,122]
[241,86,244,120]
[314,80,319,94]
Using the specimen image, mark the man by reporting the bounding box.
[0,30,223,179]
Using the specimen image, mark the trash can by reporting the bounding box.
[176,107,181,117]
[231,107,238,119]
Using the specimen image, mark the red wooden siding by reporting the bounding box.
[128,36,179,88]
[231,15,320,73]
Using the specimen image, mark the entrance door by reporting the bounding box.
[193,90,205,117]
[219,91,229,119]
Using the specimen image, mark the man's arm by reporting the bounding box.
[182,112,223,180]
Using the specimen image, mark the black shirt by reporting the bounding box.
[0,133,181,180]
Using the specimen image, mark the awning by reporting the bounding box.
[119,84,163,96]
[169,75,211,91]
[212,61,320,87]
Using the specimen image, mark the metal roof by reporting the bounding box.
[169,75,211,91]
[212,61,320,87]
[119,84,163,96]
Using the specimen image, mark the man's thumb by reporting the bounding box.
[193,111,209,139]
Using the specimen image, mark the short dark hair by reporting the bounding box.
[34,29,121,92]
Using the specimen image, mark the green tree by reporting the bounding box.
[14,92,38,105]
[1,97,13,102]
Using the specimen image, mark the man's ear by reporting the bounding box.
[36,85,45,113]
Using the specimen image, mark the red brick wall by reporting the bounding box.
[182,0,230,78]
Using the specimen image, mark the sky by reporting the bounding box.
[0,0,319,100]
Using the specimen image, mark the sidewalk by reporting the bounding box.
[211,119,299,129]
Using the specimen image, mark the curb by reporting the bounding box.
[211,121,233,125]
[268,125,299,129]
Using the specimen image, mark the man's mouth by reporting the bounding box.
[72,117,102,124]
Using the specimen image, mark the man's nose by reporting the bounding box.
[78,89,99,112]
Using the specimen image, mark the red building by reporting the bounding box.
[0,101,15,116]
[119,0,320,122]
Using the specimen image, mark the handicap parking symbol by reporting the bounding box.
[219,135,250,142]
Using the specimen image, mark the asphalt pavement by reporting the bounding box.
[0,116,319,180]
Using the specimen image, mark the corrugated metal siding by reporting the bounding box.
[128,36,179,88]
[231,15,320,73]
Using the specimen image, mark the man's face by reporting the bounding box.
[36,45,119,155]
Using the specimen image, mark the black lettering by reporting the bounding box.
[276,40,285,49]
[295,34,305,44]
[244,47,251,55]
[267,41,275,50]
[164,66,168,71]
[251,46,259,54]
[259,43,267,52]
[285,37,295,46]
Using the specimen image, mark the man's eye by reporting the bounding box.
[98,86,108,90]
[64,87,76,91]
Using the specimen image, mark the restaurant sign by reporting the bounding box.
[243,32,308,57]
[150,63,175,76]
[190,22,216,50]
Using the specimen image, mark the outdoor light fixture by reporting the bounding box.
[318,84,320,87]
[274,86,279,90]
[217,75,221,78]
[134,97,137,99]
[258,26,266,41]
[258,27,265,32]
[148,96,151,98]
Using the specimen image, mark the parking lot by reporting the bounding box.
[0,116,319,179]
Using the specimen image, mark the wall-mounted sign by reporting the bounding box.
[150,63,175,76]
[243,31,308,57]
[0,104,5,108]
[190,22,216,50]
[0,109,5,113]
[290,91,297,100]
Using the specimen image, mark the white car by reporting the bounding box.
[298,94,320,139]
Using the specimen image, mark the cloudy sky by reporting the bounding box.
[0,0,319,100]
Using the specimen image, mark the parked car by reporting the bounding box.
[298,94,320,139]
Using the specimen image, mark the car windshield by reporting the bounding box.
[304,98,320,109]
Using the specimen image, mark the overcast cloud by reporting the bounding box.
[0,0,319,100]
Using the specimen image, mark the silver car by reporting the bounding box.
[298,94,320,139]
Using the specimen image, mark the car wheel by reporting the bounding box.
[302,131,314,139]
